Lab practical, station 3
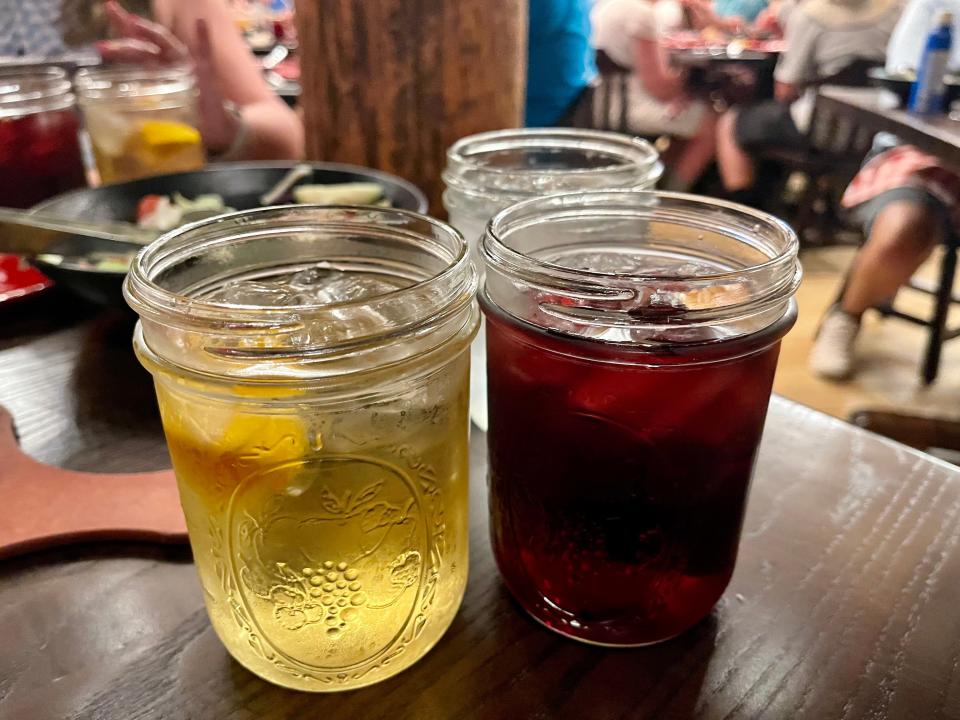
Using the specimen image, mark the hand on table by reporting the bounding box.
[96,0,242,156]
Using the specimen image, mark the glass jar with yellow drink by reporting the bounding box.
[124,206,479,691]
[75,65,205,183]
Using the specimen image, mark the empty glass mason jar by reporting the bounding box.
[442,128,663,429]
[481,191,801,646]
[125,206,478,691]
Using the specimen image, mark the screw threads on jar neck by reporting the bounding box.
[0,67,75,119]
[482,190,801,349]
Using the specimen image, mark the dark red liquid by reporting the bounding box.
[483,297,794,645]
[0,109,86,209]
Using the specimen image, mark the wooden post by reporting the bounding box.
[294,0,527,214]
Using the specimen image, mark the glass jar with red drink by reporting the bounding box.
[0,67,86,208]
[481,190,801,646]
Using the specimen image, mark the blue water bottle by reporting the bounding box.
[909,12,954,114]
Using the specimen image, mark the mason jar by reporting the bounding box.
[76,65,204,184]
[0,67,86,208]
[481,191,801,646]
[125,206,478,691]
[442,128,663,428]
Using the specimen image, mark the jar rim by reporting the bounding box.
[444,128,664,202]
[0,67,74,118]
[482,190,801,338]
[125,204,478,371]
[75,63,196,102]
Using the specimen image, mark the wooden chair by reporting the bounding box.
[588,50,633,134]
[874,231,960,384]
[760,59,880,245]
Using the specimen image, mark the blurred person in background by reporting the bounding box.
[714,0,901,205]
[592,0,717,190]
[680,0,764,29]
[1,0,302,161]
[526,0,597,126]
[97,0,302,160]
[713,0,768,23]
[809,0,960,380]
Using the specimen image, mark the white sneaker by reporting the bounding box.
[809,309,860,380]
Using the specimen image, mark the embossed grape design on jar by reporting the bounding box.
[125,206,478,691]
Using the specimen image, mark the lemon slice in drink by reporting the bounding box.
[158,382,309,506]
[137,120,202,150]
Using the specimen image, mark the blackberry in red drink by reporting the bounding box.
[480,191,800,645]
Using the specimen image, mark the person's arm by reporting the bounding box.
[750,1,783,36]
[775,81,798,102]
[634,36,685,100]
[154,0,304,160]
[772,8,818,103]
[626,5,685,101]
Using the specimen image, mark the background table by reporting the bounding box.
[3,298,960,719]
[818,86,960,167]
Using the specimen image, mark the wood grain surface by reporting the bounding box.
[294,0,526,213]
[2,297,960,719]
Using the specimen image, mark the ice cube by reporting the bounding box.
[287,267,408,305]
[204,269,410,308]
[204,280,307,307]
[83,106,133,157]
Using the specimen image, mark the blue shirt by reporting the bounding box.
[526,0,597,127]
[713,0,769,22]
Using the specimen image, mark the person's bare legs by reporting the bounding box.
[841,200,942,317]
[716,109,755,191]
[663,111,718,191]
[810,199,942,379]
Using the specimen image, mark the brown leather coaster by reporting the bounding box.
[0,405,187,559]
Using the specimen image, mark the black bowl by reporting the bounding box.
[29,161,429,306]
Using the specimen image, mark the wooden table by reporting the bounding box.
[3,298,960,719]
[668,47,777,69]
[818,86,960,167]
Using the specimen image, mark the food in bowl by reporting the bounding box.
[137,193,234,230]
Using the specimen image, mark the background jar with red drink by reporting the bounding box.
[0,67,86,209]
[480,190,801,647]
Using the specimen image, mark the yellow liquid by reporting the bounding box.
[153,356,471,691]
[93,119,205,184]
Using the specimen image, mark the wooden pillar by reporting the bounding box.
[294,0,527,214]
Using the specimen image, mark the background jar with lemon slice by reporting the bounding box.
[75,65,205,184]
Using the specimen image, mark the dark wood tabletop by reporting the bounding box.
[818,86,960,167]
[3,296,960,720]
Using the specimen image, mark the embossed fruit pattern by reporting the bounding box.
[235,475,424,641]
[227,456,432,671]
[154,350,471,692]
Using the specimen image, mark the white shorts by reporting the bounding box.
[592,78,707,138]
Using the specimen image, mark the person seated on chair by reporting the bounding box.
[591,0,717,191]
[526,0,598,127]
[681,0,774,31]
[809,0,960,381]
[7,0,304,161]
[714,0,900,205]
[97,0,304,161]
